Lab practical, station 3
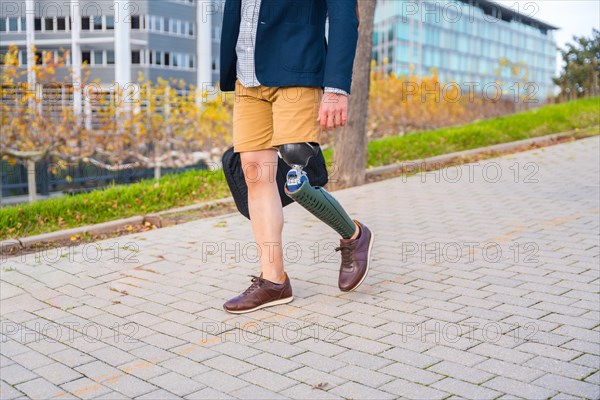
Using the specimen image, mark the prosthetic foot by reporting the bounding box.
[278,143,356,239]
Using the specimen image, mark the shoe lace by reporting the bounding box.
[335,242,356,269]
[242,275,265,295]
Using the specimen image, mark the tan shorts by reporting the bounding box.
[233,79,323,153]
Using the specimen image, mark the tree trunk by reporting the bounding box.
[331,0,377,190]
[27,159,36,203]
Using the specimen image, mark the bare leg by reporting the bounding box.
[240,149,286,284]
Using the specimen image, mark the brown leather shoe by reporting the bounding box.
[223,273,293,314]
[336,220,374,292]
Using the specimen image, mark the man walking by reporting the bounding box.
[220,0,374,313]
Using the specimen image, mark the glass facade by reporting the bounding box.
[373,0,558,101]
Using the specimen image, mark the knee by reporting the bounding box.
[240,151,278,187]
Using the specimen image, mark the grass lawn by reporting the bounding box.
[322,97,600,167]
[1,97,598,240]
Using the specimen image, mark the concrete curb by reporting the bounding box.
[1,129,590,251]
[365,131,578,179]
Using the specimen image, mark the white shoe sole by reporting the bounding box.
[223,296,294,314]
[344,229,375,292]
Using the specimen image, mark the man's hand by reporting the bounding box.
[318,92,348,131]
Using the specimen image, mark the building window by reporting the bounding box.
[94,51,103,65]
[93,16,102,30]
[165,52,170,66]
[82,17,90,30]
[149,50,153,64]
[131,15,140,29]
[20,17,26,31]
[82,51,91,64]
[44,18,53,31]
[132,50,140,64]
[0,18,6,32]
[9,17,18,31]
[106,50,115,64]
[165,18,170,32]
[57,17,66,31]
[34,18,41,31]
[106,16,114,30]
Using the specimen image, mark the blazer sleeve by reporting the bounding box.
[323,0,359,94]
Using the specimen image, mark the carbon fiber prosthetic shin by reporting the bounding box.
[279,143,356,239]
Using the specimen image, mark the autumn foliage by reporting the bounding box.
[1,44,232,180]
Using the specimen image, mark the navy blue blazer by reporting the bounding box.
[219,0,359,94]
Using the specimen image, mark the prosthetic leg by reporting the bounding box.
[278,142,357,239]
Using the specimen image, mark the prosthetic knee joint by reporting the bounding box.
[278,142,356,239]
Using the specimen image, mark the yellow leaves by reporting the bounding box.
[369,70,467,134]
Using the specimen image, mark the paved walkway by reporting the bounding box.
[1,137,599,400]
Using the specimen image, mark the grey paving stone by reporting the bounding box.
[117,359,168,381]
[92,391,131,399]
[561,339,600,355]
[158,356,209,378]
[238,367,298,392]
[280,383,343,399]
[14,377,67,399]
[291,351,346,373]
[60,377,113,399]
[202,354,255,375]
[330,381,397,400]
[427,360,494,384]
[229,384,287,399]
[476,359,546,382]
[584,371,600,385]
[3,137,600,400]
[379,362,444,385]
[184,387,235,399]
[431,377,501,400]
[470,343,535,364]
[244,352,301,374]
[379,347,440,369]
[483,376,557,399]
[294,338,347,357]
[1,363,39,385]
[524,356,596,380]
[515,342,581,361]
[332,364,393,388]
[74,360,121,382]
[192,370,248,392]
[571,353,600,369]
[88,346,137,367]
[148,371,205,397]
[533,373,600,399]
[10,351,54,370]
[48,348,96,368]
[102,373,158,398]
[0,380,25,400]
[379,378,450,399]
[424,345,488,367]
[286,365,346,388]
